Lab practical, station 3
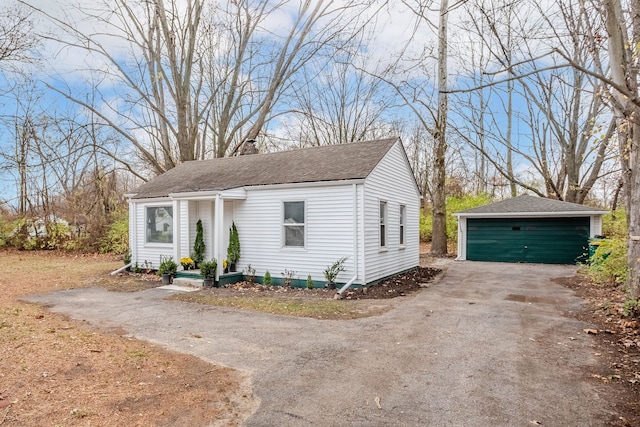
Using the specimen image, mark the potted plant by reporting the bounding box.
[199,259,218,288]
[227,222,240,271]
[180,257,195,270]
[157,255,178,285]
[191,219,205,268]
[323,256,348,290]
[223,259,229,274]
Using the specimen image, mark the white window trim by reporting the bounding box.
[379,199,387,251]
[282,200,307,250]
[144,204,174,247]
[399,204,406,248]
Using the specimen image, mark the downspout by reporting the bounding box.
[336,183,359,297]
[111,263,132,275]
[335,276,358,298]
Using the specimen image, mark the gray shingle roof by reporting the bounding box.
[455,194,608,216]
[130,138,400,199]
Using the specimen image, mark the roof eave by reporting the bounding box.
[454,210,608,217]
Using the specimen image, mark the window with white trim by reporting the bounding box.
[399,204,406,246]
[146,206,173,243]
[379,200,387,248]
[283,201,305,247]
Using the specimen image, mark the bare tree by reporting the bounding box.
[282,45,391,147]
[388,0,455,255]
[0,2,38,68]
[535,0,640,294]
[22,0,374,176]
[600,0,640,296]
[452,0,616,204]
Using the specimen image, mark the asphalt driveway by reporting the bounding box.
[24,261,616,426]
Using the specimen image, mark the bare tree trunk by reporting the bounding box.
[603,0,640,296]
[506,68,516,197]
[430,0,449,256]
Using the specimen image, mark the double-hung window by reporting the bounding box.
[283,201,305,248]
[146,206,173,244]
[399,204,406,246]
[379,200,387,248]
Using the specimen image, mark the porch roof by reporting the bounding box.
[129,138,398,199]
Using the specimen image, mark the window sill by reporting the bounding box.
[379,247,388,253]
[282,246,307,251]
[144,242,174,248]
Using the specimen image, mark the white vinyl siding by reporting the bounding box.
[363,141,420,283]
[233,185,356,284]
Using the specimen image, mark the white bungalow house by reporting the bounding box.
[127,137,420,287]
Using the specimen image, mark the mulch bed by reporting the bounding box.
[340,266,442,299]
[219,266,443,299]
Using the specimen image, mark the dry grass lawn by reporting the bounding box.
[0,249,253,426]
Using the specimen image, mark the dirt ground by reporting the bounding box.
[555,273,640,426]
[0,250,249,427]
[4,247,640,426]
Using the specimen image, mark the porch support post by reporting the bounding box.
[172,199,180,263]
[213,195,224,281]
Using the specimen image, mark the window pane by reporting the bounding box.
[380,201,386,247]
[284,201,304,224]
[285,225,305,247]
[400,205,406,245]
[146,206,173,243]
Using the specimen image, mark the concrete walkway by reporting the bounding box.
[24,261,616,426]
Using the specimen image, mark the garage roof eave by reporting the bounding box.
[454,211,607,218]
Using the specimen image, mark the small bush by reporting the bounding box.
[264,271,272,286]
[100,211,129,254]
[587,238,627,286]
[623,298,640,317]
[421,193,492,242]
[601,208,627,238]
[419,210,432,242]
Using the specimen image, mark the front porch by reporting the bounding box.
[174,269,244,287]
[169,188,246,282]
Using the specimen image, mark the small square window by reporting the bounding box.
[146,206,173,243]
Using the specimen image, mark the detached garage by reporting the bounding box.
[454,195,608,264]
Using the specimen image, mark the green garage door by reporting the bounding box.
[466,217,590,264]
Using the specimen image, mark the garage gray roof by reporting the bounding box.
[454,194,608,217]
[130,138,400,199]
